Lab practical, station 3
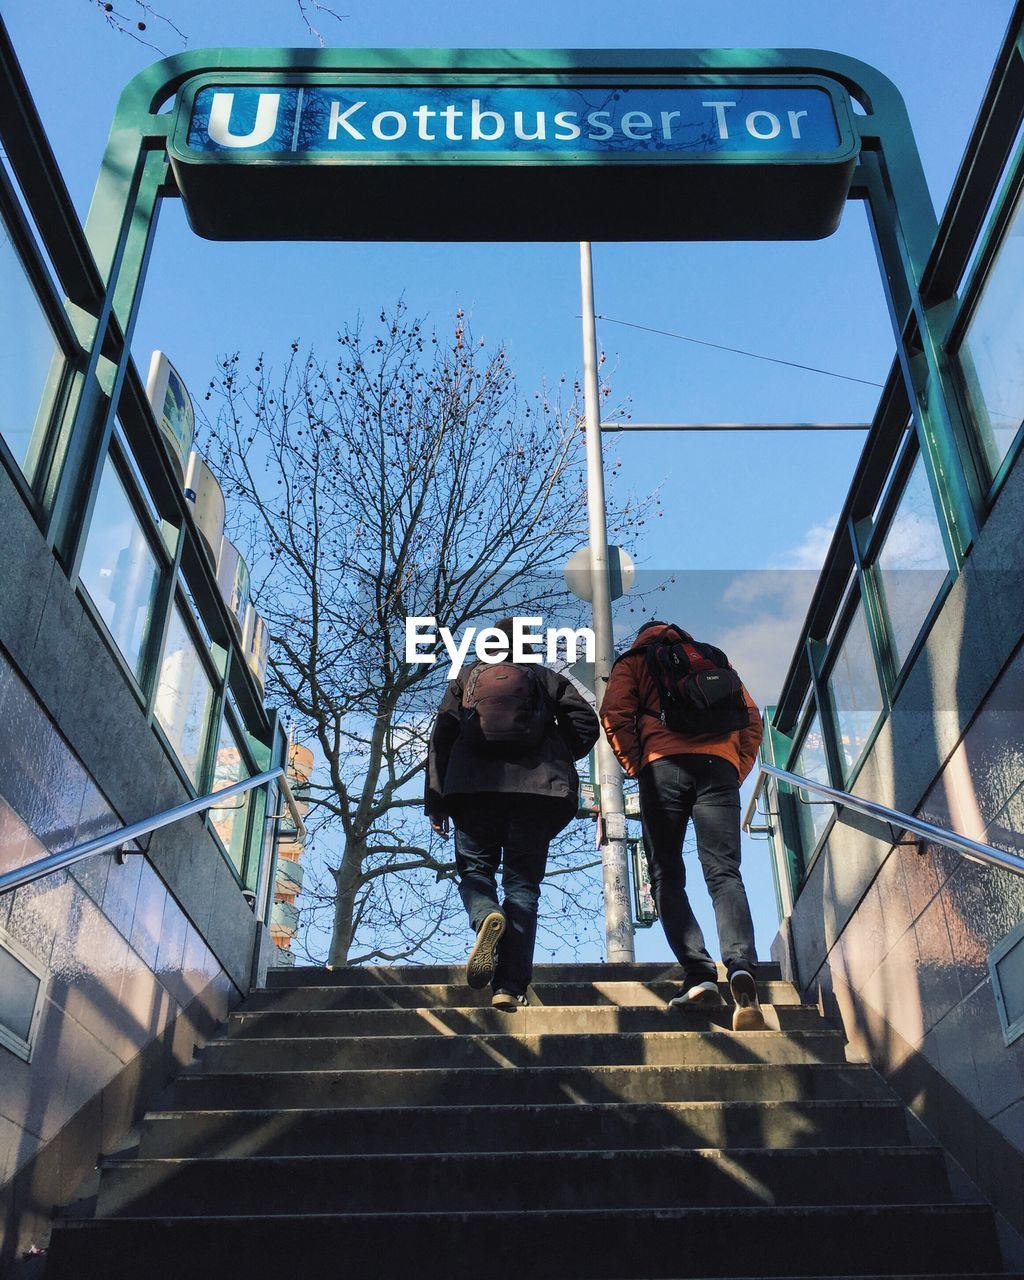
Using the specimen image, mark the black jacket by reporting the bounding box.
[424,661,600,819]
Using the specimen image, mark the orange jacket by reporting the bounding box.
[600,623,763,782]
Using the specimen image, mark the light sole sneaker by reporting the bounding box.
[730,968,767,1030]
[466,911,506,989]
[492,990,529,1012]
[669,980,725,1008]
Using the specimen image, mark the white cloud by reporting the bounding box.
[717,575,816,708]
[716,513,840,707]
[769,515,840,571]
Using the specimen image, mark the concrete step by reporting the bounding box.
[226,1003,825,1038]
[242,980,804,1011]
[45,1203,1002,1279]
[199,1028,849,1074]
[139,1098,912,1159]
[95,1146,953,1218]
[171,1062,893,1110]
[263,961,785,988]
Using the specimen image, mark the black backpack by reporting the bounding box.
[615,630,749,737]
[460,661,549,750]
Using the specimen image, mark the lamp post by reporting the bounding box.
[579,241,635,965]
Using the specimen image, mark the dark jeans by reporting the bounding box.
[452,795,568,995]
[638,754,756,984]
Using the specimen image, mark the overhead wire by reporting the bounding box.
[592,314,886,388]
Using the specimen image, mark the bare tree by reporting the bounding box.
[202,305,648,968]
[90,0,345,49]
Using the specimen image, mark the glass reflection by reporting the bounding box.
[78,455,162,682]
[874,455,950,673]
[210,717,249,875]
[0,214,64,481]
[958,183,1024,478]
[827,600,884,778]
[155,603,215,785]
[793,712,832,854]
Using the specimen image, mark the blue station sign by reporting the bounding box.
[166,69,860,242]
[181,84,845,160]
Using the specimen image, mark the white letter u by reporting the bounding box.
[207,92,280,148]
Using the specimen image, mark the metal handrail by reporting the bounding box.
[0,767,307,897]
[742,761,1024,878]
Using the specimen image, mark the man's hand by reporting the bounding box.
[430,813,450,840]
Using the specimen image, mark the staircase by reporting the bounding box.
[45,962,1008,1279]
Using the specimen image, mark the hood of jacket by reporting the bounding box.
[631,622,694,650]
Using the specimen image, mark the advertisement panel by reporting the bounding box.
[145,351,196,478]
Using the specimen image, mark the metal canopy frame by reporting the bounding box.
[10,39,1007,943]
[40,45,984,675]
[756,6,1024,911]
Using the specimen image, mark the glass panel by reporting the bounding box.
[873,455,950,672]
[210,717,250,875]
[791,713,831,854]
[958,120,1024,296]
[180,578,215,650]
[257,782,280,921]
[958,182,1024,478]
[78,455,163,682]
[825,572,856,648]
[113,421,161,524]
[0,941,40,1044]
[0,212,64,481]
[996,935,1024,1029]
[155,604,216,785]
[869,421,914,526]
[827,600,884,778]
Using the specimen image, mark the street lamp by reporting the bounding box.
[578,241,634,965]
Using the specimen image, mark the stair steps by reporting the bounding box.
[44,962,1008,1279]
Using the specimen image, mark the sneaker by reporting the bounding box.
[492,989,529,1011]
[729,968,766,1031]
[669,980,725,1008]
[466,910,506,989]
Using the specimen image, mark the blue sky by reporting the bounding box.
[3,0,1015,962]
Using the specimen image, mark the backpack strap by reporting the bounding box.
[610,645,647,669]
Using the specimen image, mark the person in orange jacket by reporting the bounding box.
[601,620,766,1029]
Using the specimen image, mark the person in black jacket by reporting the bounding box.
[425,618,600,1010]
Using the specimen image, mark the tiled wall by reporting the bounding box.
[827,642,1024,1202]
[779,451,1024,1238]
[783,663,1024,1232]
[0,652,237,1256]
[0,438,273,1261]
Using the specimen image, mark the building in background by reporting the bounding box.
[271,742,312,965]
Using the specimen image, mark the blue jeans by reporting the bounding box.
[452,795,568,994]
[638,754,756,984]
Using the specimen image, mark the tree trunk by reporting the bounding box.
[327,838,365,968]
